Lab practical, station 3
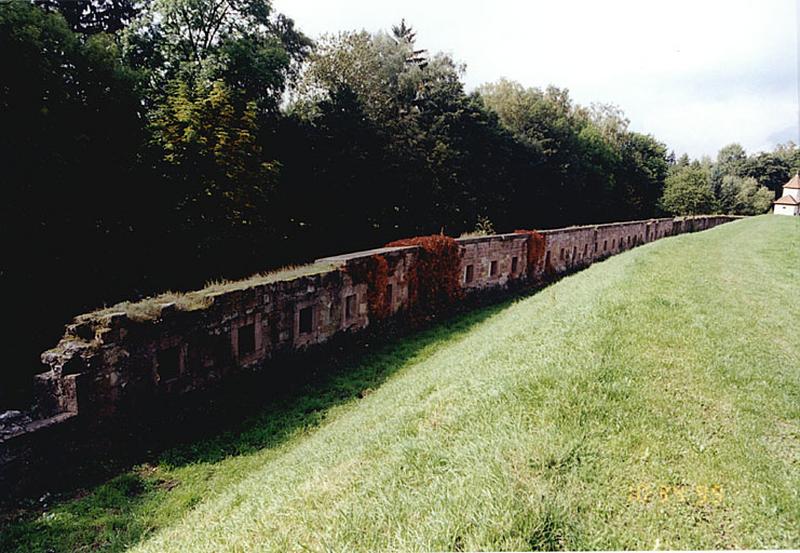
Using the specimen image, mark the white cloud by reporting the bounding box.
[274,0,798,158]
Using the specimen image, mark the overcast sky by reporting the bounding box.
[273,0,798,159]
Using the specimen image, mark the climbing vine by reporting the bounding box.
[346,254,390,321]
[514,229,549,278]
[385,235,462,322]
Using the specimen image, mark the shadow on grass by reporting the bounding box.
[0,294,521,553]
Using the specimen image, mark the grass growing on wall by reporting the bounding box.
[84,261,339,323]
[2,215,799,551]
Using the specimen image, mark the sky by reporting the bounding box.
[273,0,798,159]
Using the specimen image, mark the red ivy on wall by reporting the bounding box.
[513,229,549,278]
[385,235,462,322]
[346,255,390,321]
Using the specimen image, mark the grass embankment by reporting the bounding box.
[2,215,798,551]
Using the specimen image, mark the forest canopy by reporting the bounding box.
[1,0,798,405]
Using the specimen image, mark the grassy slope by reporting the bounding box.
[2,215,799,551]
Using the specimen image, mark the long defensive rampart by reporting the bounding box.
[0,215,739,496]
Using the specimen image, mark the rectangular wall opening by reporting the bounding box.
[238,323,255,357]
[465,264,474,283]
[345,294,356,320]
[386,284,393,306]
[490,260,498,276]
[157,347,180,382]
[511,256,518,274]
[299,306,313,334]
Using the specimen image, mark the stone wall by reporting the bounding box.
[457,233,530,290]
[0,215,740,496]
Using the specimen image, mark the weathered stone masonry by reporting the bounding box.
[0,215,738,494]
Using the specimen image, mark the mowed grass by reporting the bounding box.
[2,215,799,551]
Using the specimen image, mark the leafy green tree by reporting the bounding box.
[616,132,670,218]
[719,175,774,215]
[735,176,774,214]
[661,164,716,215]
[150,79,278,256]
[716,143,747,173]
[710,143,747,197]
[124,0,309,274]
[294,27,431,125]
[123,0,310,113]
[479,79,669,223]
[292,31,388,120]
[479,79,594,223]
[742,143,800,198]
[290,24,520,237]
[675,153,691,168]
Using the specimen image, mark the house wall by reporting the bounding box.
[775,204,798,216]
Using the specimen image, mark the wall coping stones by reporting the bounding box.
[455,233,529,245]
[316,244,418,264]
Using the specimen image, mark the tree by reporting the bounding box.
[479,79,592,224]
[33,0,144,34]
[710,142,747,197]
[122,0,309,275]
[661,164,716,215]
[742,143,800,199]
[719,175,774,215]
[391,18,427,67]
[479,79,669,224]
[616,132,670,218]
[736,176,774,214]
[123,0,310,114]
[151,81,277,223]
[716,143,747,172]
[289,25,521,238]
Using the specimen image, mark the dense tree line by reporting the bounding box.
[1,0,797,405]
[662,143,799,216]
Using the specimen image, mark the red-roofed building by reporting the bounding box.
[774,173,800,216]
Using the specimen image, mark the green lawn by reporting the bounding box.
[2,215,799,551]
